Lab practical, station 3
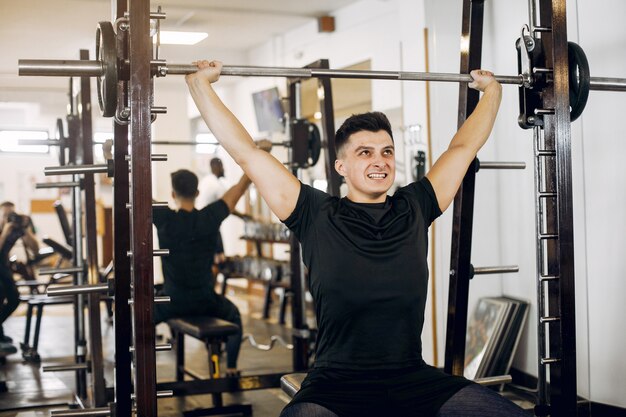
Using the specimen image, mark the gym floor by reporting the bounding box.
[0,283,533,416]
[0,282,303,416]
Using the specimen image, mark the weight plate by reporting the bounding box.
[96,21,118,117]
[55,118,66,166]
[568,42,590,122]
[308,123,322,167]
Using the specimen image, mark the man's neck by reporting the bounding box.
[178,200,195,212]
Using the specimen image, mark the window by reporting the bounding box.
[93,132,112,144]
[195,132,218,155]
[0,130,49,153]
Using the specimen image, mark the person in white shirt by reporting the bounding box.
[197,157,228,208]
[197,157,229,265]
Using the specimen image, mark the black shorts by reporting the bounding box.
[286,364,471,417]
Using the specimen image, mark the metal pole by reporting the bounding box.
[45,163,109,176]
[479,161,526,169]
[473,265,519,275]
[71,172,88,400]
[47,283,109,297]
[19,59,626,91]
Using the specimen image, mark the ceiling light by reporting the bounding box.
[155,31,208,45]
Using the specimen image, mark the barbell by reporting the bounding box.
[18,21,626,118]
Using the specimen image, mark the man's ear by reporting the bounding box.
[334,159,346,177]
[171,191,176,200]
[195,190,199,198]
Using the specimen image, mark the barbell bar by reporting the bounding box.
[18,59,626,91]
[151,140,289,147]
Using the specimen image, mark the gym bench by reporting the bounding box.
[280,373,514,399]
[166,316,253,416]
[20,293,75,362]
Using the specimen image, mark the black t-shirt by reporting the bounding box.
[283,178,441,370]
[153,200,229,301]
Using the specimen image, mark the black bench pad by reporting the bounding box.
[281,373,306,398]
[167,317,239,340]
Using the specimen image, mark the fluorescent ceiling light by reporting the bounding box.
[156,31,208,45]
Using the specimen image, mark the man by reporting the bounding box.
[197,157,229,266]
[153,166,262,375]
[185,61,526,416]
[0,202,39,355]
[197,157,228,209]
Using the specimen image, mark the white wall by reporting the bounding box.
[572,0,626,407]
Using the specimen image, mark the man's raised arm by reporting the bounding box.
[185,60,300,221]
[426,69,502,212]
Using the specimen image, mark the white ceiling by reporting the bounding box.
[0,0,360,92]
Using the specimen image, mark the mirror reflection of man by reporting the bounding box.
[0,201,39,355]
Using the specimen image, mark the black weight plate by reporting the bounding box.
[96,21,118,117]
[568,42,590,122]
[308,123,322,167]
[55,118,66,166]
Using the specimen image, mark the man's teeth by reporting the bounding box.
[368,173,386,179]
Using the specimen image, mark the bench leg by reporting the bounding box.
[279,289,291,325]
[262,284,273,320]
[33,304,44,351]
[207,341,223,407]
[175,330,185,382]
[22,304,34,348]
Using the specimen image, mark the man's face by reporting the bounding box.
[334,130,396,203]
[211,161,224,178]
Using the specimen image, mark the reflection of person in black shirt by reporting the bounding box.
[0,201,39,355]
[153,169,254,375]
[186,62,526,416]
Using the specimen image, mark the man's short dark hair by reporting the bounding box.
[210,157,222,168]
[0,201,15,209]
[334,111,393,157]
[171,169,198,199]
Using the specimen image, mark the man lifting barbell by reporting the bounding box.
[185,60,527,417]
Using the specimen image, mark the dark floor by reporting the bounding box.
[0,282,534,416]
